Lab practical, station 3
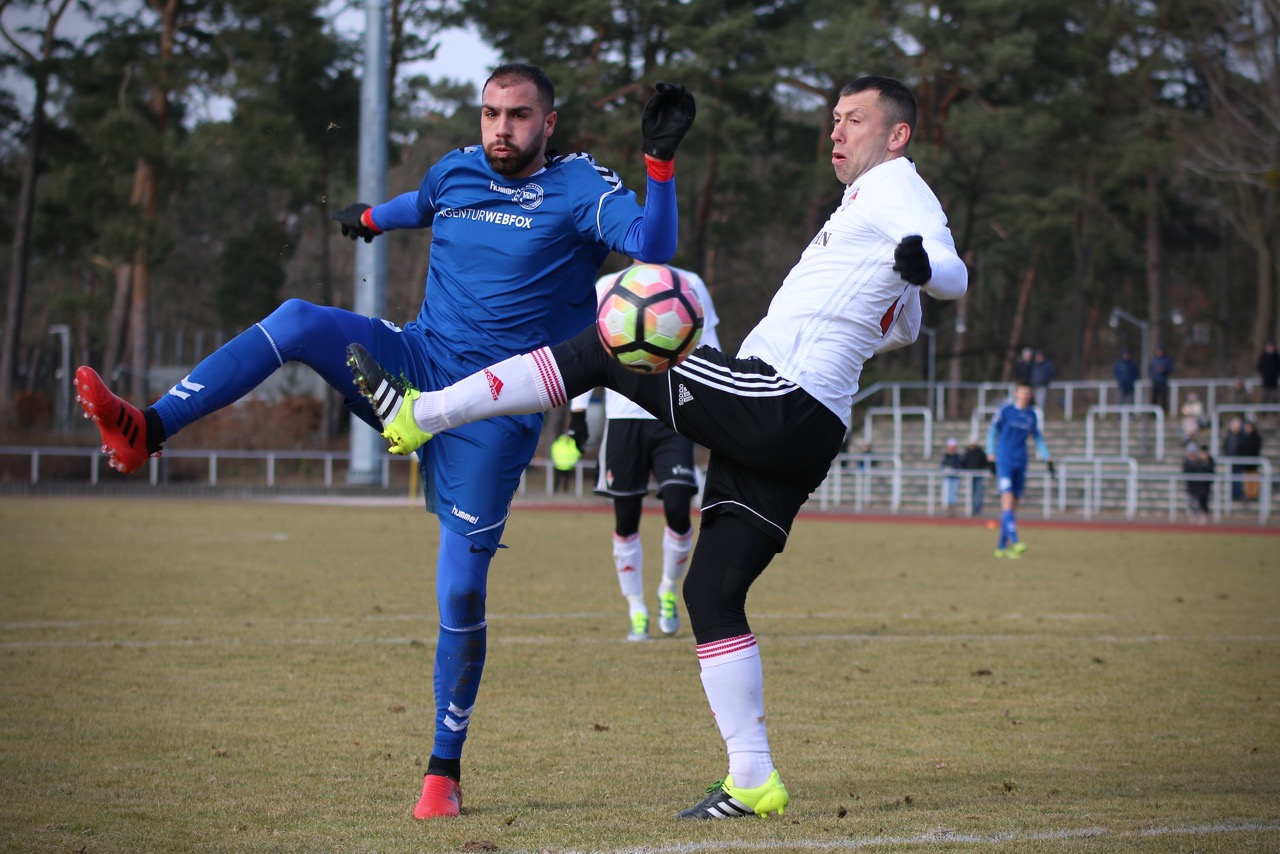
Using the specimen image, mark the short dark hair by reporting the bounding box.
[484,63,555,113]
[840,76,917,136]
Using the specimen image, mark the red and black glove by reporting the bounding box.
[642,82,695,180]
[333,203,381,243]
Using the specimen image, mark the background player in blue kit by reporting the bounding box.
[73,63,695,819]
[986,381,1051,558]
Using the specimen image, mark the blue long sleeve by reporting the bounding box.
[368,192,431,231]
[619,175,677,263]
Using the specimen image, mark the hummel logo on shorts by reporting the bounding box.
[678,384,694,406]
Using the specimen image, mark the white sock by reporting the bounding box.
[697,634,774,789]
[659,526,694,594]
[612,533,644,601]
[412,347,566,434]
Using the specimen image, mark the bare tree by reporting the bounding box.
[1184,0,1280,351]
[0,0,73,427]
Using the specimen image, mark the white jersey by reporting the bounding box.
[735,157,966,427]
[574,265,721,420]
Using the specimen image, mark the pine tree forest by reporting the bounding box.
[0,0,1276,437]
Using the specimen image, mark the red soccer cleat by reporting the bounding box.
[413,774,462,819]
[74,366,154,475]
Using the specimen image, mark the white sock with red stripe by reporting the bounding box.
[412,347,565,434]
[612,533,645,602]
[659,526,693,594]
[697,633,774,789]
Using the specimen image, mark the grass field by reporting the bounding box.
[1,496,1278,854]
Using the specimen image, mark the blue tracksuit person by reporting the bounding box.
[986,382,1050,558]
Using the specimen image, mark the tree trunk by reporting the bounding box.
[1144,167,1163,364]
[121,0,178,404]
[1000,247,1039,382]
[0,75,45,426]
[0,0,72,426]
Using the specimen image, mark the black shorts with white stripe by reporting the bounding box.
[551,328,846,547]
[595,418,698,497]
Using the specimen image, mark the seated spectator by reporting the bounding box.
[1179,392,1206,448]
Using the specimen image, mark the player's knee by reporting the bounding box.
[437,578,486,627]
[260,298,320,348]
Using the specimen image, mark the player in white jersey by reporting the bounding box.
[568,264,721,641]
[347,75,967,820]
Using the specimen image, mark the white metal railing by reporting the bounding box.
[3,445,1273,524]
[862,406,933,458]
[1084,405,1167,461]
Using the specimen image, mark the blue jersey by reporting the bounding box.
[986,402,1048,470]
[369,146,674,381]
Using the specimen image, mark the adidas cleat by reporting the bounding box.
[412,773,462,819]
[74,366,155,474]
[346,343,432,455]
[676,771,789,819]
[1009,541,1028,555]
[627,611,650,642]
[658,591,679,635]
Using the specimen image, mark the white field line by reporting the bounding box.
[501,822,1280,854]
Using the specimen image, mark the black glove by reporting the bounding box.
[567,410,590,452]
[333,203,379,243]
[641,82,696,160]
[892,235,931,286]
[987,459,997,475]
[1047,460,1056,477]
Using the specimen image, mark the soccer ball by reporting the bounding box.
[596,264,704,373]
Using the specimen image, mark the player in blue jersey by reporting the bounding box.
[985,382,1051,558]
[73,63,695,819]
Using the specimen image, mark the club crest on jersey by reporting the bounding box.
[489,180,544,210]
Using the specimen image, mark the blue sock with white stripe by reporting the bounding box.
[432,526,492,760]
[999,509,1017,548]
[150,324,283,439]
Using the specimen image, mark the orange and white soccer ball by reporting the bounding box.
[596,264,704,373]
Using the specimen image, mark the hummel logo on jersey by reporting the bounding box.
[485,369,504,400]
[678,384,694,406]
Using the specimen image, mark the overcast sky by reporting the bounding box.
[0,4,499,118]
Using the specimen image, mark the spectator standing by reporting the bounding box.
[1179,392,1206,448]
[1259,341,1280,405]
[940,437,963,515]
[1239,420,1263,500]
[962,439,988,515]
[1114,348,1139,408]
[1222,417,1246,500]
[1030,349,1055,413]
[1013,347,1034,385]
[1182,444,1214,525]
[1148,345,1175,412]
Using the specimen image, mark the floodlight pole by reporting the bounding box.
[347,0,390,486]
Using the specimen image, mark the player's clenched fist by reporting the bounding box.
[333,203,381,243]
[642,82,696,161]
[892,234,932,286]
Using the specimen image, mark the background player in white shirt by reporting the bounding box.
[569,264,721,642]
[349,75,967,820]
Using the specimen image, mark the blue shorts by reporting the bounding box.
[364,320,542,552]
[996,465,1026,498]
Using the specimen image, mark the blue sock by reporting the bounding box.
[1001,509,1017,547]
[150,324,282,439]
[993,512,1013,550]
[150,299,375,440]
[431,526,492,760]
